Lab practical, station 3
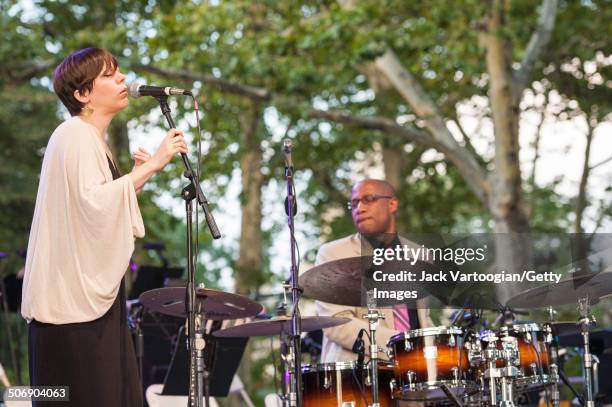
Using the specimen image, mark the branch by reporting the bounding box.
[2,59,56,82]
[450,117,488,167]
[590,155,612,171]
[310,109,489,204]
[369,49,489,203]
[528,103,547,192]
[133,64,271,101]
[513,0,558,102]
[588,200,611,243]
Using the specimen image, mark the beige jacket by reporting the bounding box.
[314,233,432,363]
[22,117,144,324]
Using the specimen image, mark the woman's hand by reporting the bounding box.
[150,129,188,171]
[132,147,151,169]
[128,128,188,192]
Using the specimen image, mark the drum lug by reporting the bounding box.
[404,339,413,351]
[324,371,331,390]
[406,370,416,388]
[386,348,394,360]
[525,332,532,343]
[451,366,459,381]
[550,363,559,381]
[530,362,538,377]
[390,378,397,393]
[449,334,456,347]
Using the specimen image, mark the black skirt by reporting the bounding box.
[28,283,143,407]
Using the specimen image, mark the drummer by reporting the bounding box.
[314,179,433,363]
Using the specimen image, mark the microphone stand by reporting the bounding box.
[154,96,221,407]
[284,159,302,407]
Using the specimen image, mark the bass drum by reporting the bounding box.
[301,361,394,407]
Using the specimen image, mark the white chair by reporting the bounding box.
[264,393,283,407]
[146,375,254,407]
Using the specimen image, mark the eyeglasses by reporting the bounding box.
[347,194,394,211]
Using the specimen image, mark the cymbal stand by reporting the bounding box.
[547,307,560,407]
[279,332,294,407]
[363,290,384,407]
[577,295,597,407]
[277,283,293,407]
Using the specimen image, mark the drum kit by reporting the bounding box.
[135,251,612,407]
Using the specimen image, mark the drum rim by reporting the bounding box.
[302,361,393,373]
[388,326,464,344]
[501,322,544,333]
[514,373,557,387]
[393,379,479,400]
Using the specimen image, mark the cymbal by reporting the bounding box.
[301,257,364,306]
[300,256,439,307]
[139,287,263,320]
[506,272,612,309]
[213,315,351,338]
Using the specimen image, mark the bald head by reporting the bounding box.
[352,179,396,197]
[350,179,398,235]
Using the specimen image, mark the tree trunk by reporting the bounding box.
[573,115,595,272]
[232,103,264,406]
[483,0,532,303]
[235,103,265,293]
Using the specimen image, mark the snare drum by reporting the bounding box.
[387,326,476,401]
[301,361,394,407]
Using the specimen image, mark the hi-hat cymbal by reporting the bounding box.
[139,287,263,320]
[506,272,612,309]
[301,257,364,306]
[213,315,351,337]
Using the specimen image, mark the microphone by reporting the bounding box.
[282,139,294,170]
[128,82,192,98]
[282,139,297,215]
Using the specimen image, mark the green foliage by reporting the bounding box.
[1,0,609,395]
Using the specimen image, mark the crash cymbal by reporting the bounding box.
[213,315,351,338]
[506,272,612,309]
[300,256,440,307]
[139,287,263,320]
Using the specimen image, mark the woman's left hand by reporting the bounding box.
[132,147,151,169]
[132,147,151,193]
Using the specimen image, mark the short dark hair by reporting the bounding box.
[53,48,118,116]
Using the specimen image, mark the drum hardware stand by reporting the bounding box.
[154,96,221,407]
[363,290,384,407]
[481,332,520,407]
[558,369,585,406]
[282,139,302,407]
[577,295,597,407]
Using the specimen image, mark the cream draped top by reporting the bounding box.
[21,116,145,324]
